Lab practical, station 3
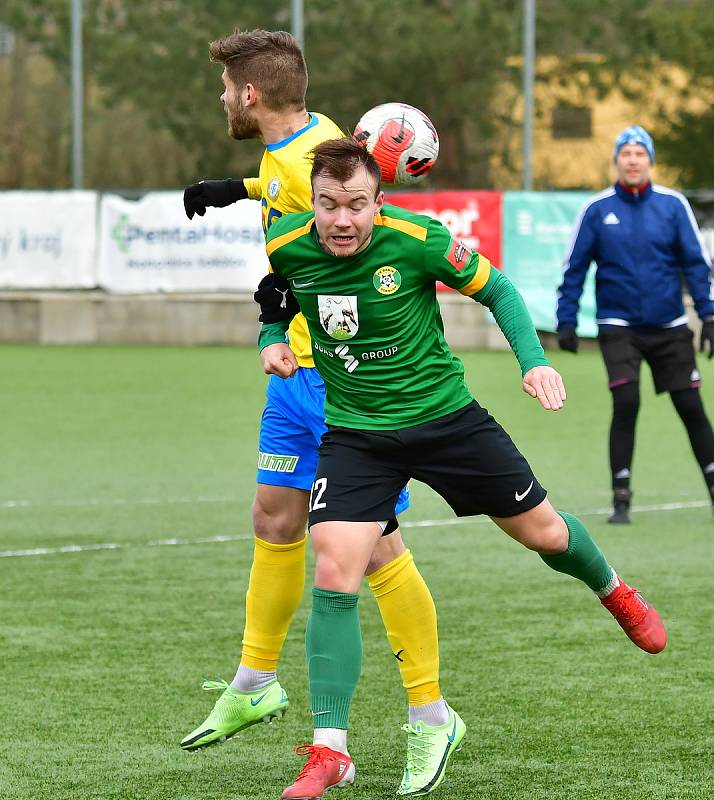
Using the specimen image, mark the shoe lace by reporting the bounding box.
[607,586,647,625]
[292,745,336,781]
[400,723,436,775]
[201,678,230,692]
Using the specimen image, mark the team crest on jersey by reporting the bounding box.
[444,237,472,270]
[268,177,281,200]
[318,295,359,340]
[373,266,402,295]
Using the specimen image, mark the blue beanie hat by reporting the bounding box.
[613,125,655,163]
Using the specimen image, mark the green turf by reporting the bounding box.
[1,344,712,799]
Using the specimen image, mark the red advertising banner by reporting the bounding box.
[386,190,502,289]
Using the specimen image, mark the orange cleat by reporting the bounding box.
[282,744,355,799]
[601,577,667,654]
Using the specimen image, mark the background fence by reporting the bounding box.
[3,189,713,338]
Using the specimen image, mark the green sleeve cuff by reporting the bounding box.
[472,269,549,375]
[258,321,289,351]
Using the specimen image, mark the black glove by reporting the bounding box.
[254,273,300,324]
[183,179,248,219]
[557,326,579,353]
[700,317,714,360]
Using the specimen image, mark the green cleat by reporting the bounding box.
[395,705,465,796]
[180,678,289,750]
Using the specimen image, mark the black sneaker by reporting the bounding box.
[608,488,632,525]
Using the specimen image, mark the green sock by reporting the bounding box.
[306,588,362,730]
[539,512,613,592]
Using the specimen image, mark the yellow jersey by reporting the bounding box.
[244,112,344,368]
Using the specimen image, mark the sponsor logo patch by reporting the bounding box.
[335,343,359,373]
[373,266,402,295]
[258,452,299,473]
[444,237,472,270]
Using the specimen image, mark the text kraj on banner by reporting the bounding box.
[98,193,269,292]
[503,192,597,337]
[387,191,502,291]
[0,191,98,289]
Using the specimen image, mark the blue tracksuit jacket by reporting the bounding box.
[556,182,714,330]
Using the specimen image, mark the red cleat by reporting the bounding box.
[601,577,667,654]
[282,744,355,799]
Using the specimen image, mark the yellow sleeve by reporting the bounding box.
[243,177,261,200]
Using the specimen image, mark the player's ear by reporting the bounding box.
[244,83,258,106]
[374,190,385,213]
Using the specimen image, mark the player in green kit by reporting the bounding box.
[180,30,455,767]
[256,138,668,800]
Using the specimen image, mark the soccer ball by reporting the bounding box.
[353,102,439,185]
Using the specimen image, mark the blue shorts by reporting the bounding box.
[257,368,410,515]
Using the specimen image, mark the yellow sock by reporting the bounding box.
[368,549,441,705]
[241,535,307,671]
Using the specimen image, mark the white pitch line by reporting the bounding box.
[402,498,710,527]
[0,534,254,559]
[1,495,236,509]
[0,499,709,560]
[0,542,122,558]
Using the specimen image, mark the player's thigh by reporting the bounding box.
[598,327,642,389]
[491,497,568,554]
[308,426,408,529]
[311,521,384,593]
[643,326,699,394]
[407,402,547,519]
[257,373,324,492]
[367,526,407,574]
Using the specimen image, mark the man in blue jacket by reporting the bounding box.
[557,126,714,524]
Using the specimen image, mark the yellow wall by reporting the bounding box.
[490,57,714,190]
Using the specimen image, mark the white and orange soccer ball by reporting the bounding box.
[353,102,439,185]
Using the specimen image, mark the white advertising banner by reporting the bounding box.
[0,191,98,288]
[98,192,269,292]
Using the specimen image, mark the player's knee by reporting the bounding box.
[611,382,639,419]
[529,515,569,554]
[252,497,305,544]
[671,387,707,424]
[365,527,406,575]
[314,554,361,594]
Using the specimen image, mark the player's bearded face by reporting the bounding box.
[312,167,384,258]
[227,99,259,140]
[220,71,259,140]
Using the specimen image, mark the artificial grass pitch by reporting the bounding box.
[1,344,712,799]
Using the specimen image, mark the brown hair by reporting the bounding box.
[208,29,307,112]
[311,138,382,197]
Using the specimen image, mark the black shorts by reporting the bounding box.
[308,401,547,527]
[598,326,700,394]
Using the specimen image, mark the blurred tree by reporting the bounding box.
[0,1,286,188]
[2,0,714,189]
[87,1,288,182]
[647,0,714,188]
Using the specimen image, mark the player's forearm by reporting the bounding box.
[475,269,549,374]
[556,263,590,328]
[258,321,290,351]
[683,267,714,319]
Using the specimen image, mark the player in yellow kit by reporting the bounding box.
[180,32,456,792]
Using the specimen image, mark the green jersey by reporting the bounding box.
[265,203,547,430]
